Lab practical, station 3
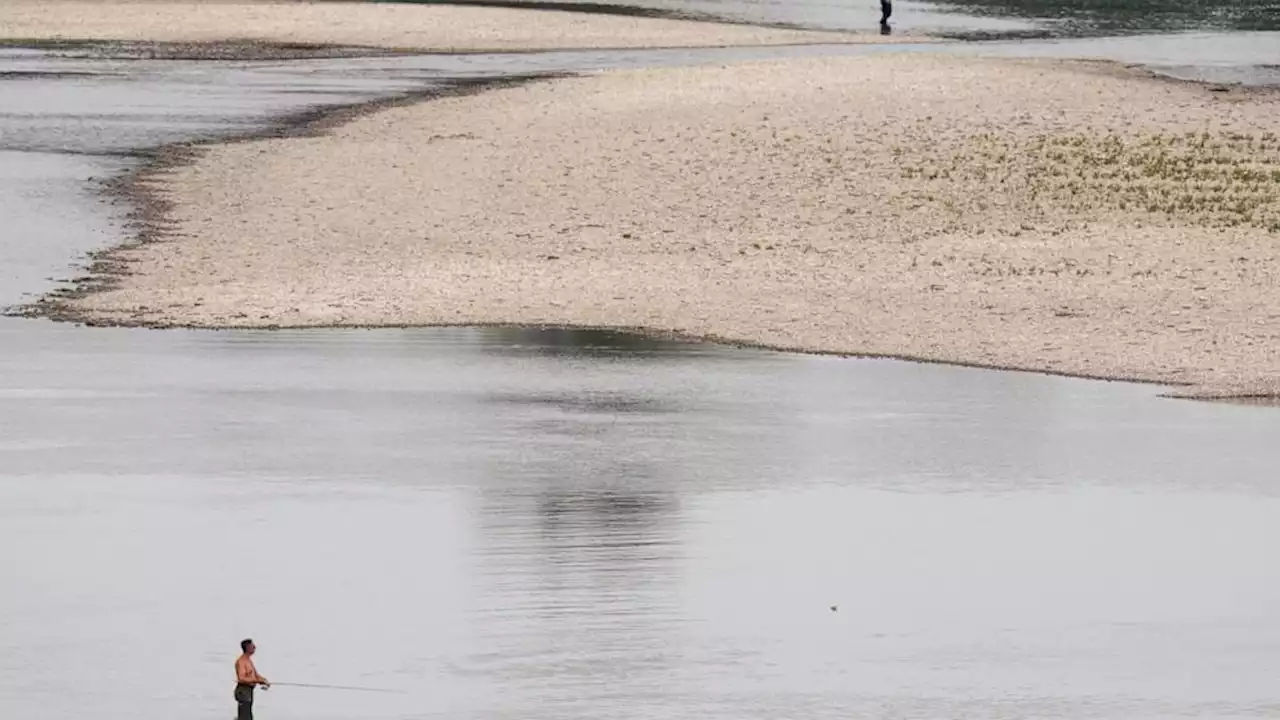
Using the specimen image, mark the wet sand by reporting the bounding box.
[40,53,1280,399]
[0,0,899,51]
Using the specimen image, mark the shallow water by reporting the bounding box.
[931,0,1280,35]
[3,36,1280,720]
[398,0,1280,36]
[3,323,1280,720]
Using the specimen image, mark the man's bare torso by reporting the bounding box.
[236,654,258,686]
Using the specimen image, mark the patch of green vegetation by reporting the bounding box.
[901,129,1280,232]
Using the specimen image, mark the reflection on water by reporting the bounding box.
[3,22,1280,720]
[2,323,1280,719]
[478,326,701,358]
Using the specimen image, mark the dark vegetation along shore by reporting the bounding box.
[942,0,1280,34]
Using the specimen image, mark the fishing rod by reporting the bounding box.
[269,681,403,694]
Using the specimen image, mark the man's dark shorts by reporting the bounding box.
[235,684,254,720]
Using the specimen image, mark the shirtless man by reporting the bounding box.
[235,638,270,720]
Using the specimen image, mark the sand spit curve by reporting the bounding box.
[40,54,1280,398]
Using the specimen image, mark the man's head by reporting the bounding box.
[241,638,255,655]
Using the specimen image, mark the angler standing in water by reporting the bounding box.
[235,638,270,720]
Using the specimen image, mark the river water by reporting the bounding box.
[5,321,1280,720]
[411,0,1280,36]
[2,21,1280,720]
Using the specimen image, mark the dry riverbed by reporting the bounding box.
[30,52,1280,399]
[0,0,894,52]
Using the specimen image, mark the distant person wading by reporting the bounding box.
[880,0,892,26]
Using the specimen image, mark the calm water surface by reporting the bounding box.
[3,324,1280,720]
[3,29,1280,720]
[405,0,1280,35]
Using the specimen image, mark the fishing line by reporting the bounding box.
[269,681,403,694]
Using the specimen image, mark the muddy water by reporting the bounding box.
[3,42,1280,720]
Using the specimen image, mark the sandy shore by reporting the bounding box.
[0,0,900,51]
[43,54,1280,397]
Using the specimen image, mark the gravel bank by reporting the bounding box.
[41,54,1280,398]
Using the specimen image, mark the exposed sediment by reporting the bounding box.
[0,0,904,51]
[32,54,1280,398]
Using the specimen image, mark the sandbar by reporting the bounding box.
[41,54,1280,398]
[0,0,899,52]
